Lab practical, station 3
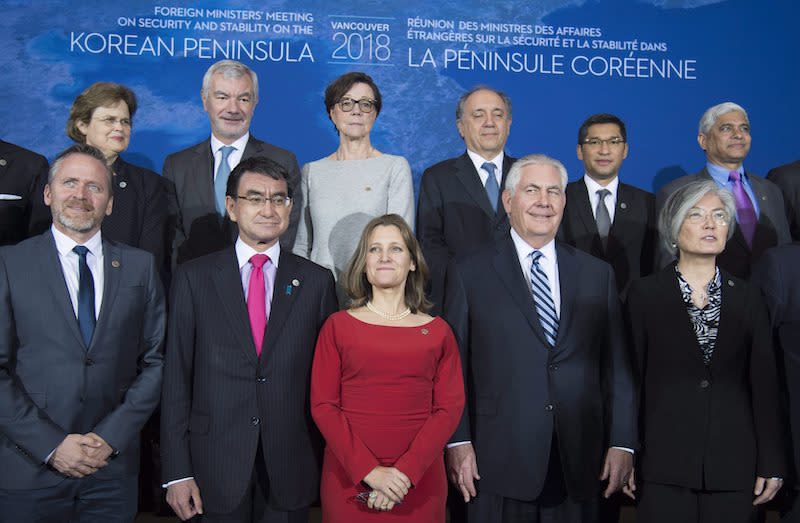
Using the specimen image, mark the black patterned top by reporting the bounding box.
[676,266,722,365]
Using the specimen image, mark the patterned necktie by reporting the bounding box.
[595,188,612,250]
[482,161,499,212]
[728,171,757,248]
[73,245,95,346]
[529,251,558,347]
[247,254,269,356]
[214,145,235,216]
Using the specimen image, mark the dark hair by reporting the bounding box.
[49,144,114,196]
[66,82,137,143]
[577,113,627,144]
[343,214,432,314]
[324,71,382,119]
[225,156,293,198]
[455,85,512,120]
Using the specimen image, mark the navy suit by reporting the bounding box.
[767,160,800,241]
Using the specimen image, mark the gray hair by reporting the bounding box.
[456,85,513,121]
[201,60,259,102]
[49,143,114,196]
[658,180,736,256]
[698,102,748,135]
[504,154,568,195]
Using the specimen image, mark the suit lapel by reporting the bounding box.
[657,266,707,364]
[573,181,599,239]
[497,155,515,222]
[189,140,215,211]
[212,249,259,366]
[39,233,85,349]
[262,251,302,362]
[554,242,576,348]
[492,238,550,346]
[713,273,744,365]
[242,136,265,161]
[607,183,636,259]
[90,239,122,352]
[454,153,496,219]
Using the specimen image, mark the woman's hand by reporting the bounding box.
[363,466,411,503]
[366,489,397,511]
[753,476,782,505]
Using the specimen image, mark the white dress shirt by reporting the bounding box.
[51,225,104,319]
[210,132,249,181]
[583,174,619,223]
[510,228,561,316]
[466,149,504,190]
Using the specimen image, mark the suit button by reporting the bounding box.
[700,379,710,389]
[544,404,554,412]
[257,377,267,383]
[251,416,260,426]
[85,358,94,366]
[548,364,558,371]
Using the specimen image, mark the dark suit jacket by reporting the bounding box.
[0,232,165,489]
[416,152,516,313]
[0,140,50,246]
[444,237,637,502]
[656,168,791,278]
[559,179,656,296]
[102,157,172,275]
[161,247,337,513]
[164,136,301,265]
[767,160,800,241]
[626,265,785,490]
[752,243,800,484]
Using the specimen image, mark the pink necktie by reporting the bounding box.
[728,171,757,248]
[247,254,269,356]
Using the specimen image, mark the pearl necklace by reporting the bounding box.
[366,301,411,321]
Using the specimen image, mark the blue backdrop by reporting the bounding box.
[2,0,798,193]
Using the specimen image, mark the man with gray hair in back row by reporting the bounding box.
[165,59,302,265]
[656,101,790,278]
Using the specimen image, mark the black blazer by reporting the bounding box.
[0,232,165,489]
[559,179,656,296]
[752,243,800,484]
[626,265,785,490]
[0,140,50,246]
[767,160,800,241]
[163,136,302,265]
[161,247,337,513]
[102,157,171,274]
[416,152,515,313]
[444,236,636,502]
[656,168,791,278]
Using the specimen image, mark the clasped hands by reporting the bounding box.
[362,465,412,511]
[48,432,114,478]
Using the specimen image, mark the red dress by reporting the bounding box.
[311,311,465,522]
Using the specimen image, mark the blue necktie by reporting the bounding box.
[482,161,499,212]
[73,245,96,346]
[529,251,558,347]
[214,146,235,216]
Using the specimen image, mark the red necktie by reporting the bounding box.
[247,254,269,356]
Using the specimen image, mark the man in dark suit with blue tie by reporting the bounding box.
[445,154,637,522]
[0,144,165,521]
[161,156,337,522]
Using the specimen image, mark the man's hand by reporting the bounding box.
[753,477,782,505]
[166,479,204,521]
[363,466,411,503]
[446,443,480,502]
[49,434,108,478]
[82,432,114,461]
[599,447,633,498]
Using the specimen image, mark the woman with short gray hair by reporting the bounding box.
[625,180,785,522]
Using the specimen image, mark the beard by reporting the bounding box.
[53,199,100,233]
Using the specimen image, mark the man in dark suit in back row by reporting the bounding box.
[161,156,337,522]
[656,101,791,278]
[0,139,50,246]
[445,154,637,523]
[416,86,516,314]
[559,113,656,297]
[164,59,302,265]
[767,159,800,241]
[0,144,165,521]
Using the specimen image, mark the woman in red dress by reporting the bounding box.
[311,214,464,521]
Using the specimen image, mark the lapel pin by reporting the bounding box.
[0,159,6,166]
[727,279,734,287]
[292,279,300,286]
[364,186,372,192]
[620,202,627,210]
[119,181,127,189]
[421,328,429,335]
[761,195,767,201]
[111,260,120,268]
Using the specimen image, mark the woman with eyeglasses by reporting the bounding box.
[67,82,170,273]
[626,180,785,522]
[292,72,414,305]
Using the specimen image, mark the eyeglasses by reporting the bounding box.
[685,208,729,226]
[337,97,376,113]
[581,137,625,148]
[235,194,292,208]
[93,116,132,128]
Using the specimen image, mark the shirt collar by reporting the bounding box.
[583,174,619,198]
[706,161,745,184]
[510,227,557,262]
[211,132,250,155]
[235,236,281,271]
[467,149,504,173]
[51,225,103,257]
